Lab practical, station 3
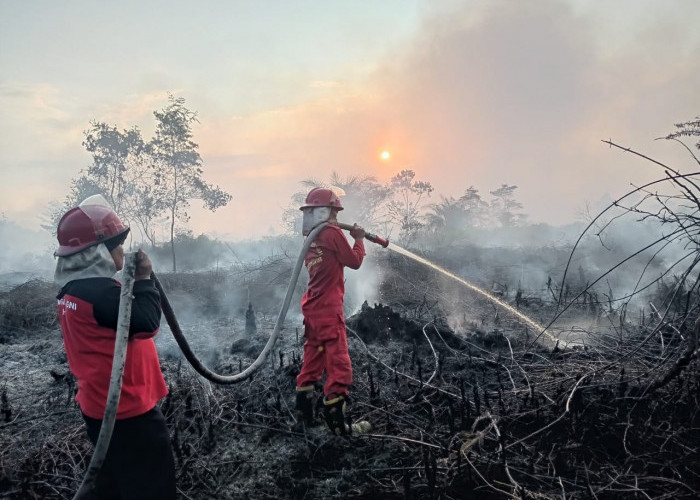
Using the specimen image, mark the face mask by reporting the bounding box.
[301,207,331,236]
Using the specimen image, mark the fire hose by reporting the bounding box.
[156,224,385,383]
[335,223,389,248]
[73,252,138,500]
[73,221,388,499]
[156,221,329,384]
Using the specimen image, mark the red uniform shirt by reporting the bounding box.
[57,278,167,419]
[301,224,365,320]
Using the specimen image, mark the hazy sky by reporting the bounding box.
[1,0,699,241]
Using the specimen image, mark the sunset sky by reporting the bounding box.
[1,0,699,241]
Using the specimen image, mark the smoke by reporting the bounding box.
[3,2,698,352]
[344,248,382,315]
[176,0,699,241]
[0,218,54,286]
[375,0,699,226]
[2,1,698,242]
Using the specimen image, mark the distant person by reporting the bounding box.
[295,187,370,435]
[54,195,175,499]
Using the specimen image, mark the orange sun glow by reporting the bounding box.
[380,151,390,161]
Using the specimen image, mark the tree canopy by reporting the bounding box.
[50,94,231,271]
[150,94,232,271]
[284,170,531,247]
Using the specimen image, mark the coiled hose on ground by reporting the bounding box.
[73,222,329,499]
[155,221,329,383]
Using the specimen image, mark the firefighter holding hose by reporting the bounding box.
[296,187,371,435]
[54,195,175,499]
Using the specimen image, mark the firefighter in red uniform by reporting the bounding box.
[54,195,175,499]
[296,187,370,435]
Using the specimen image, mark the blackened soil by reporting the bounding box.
[1,301,699,499]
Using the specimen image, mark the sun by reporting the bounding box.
[380,151,390,161]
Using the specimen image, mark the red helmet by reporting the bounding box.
[299,187,344,211]
[55,196,129,257]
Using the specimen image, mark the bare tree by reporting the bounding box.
[386,169,433,244]
[664,115,700,151]
[150,94,232,271]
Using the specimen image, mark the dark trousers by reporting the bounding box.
[82,407,176,500]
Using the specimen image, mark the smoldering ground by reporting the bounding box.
[1,199,698,498]
[2,147,700,497]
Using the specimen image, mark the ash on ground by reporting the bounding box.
[1,290,698,499]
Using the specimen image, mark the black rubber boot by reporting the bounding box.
[323,395,372,436]
[323,395,348,435]
[295,386,315,427]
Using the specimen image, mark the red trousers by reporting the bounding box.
[296,315,352,397]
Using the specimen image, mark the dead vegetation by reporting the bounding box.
[0,279,57,337]
[0,270,698,499]
[1,144,699,499]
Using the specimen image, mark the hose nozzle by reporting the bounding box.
[337,223,389,248]
[365,232,389,248]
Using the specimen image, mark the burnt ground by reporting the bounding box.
[0,271,699,499]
